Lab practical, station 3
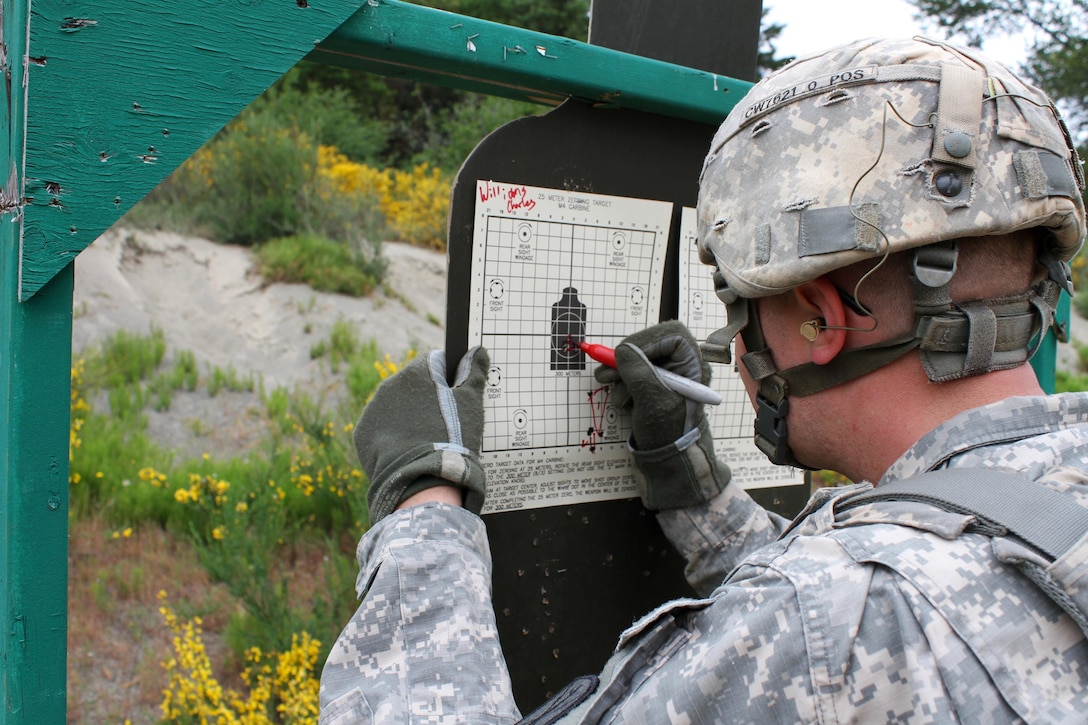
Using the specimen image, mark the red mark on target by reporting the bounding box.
[477,181,537,213]
[505,185,536,213]
[581,385,611,453]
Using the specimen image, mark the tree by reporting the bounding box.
[757,9,795,78]
[426,0,590,41]
[909,0,1088,138]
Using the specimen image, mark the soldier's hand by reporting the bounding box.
[354,347,489,523]
[595,321,729,510]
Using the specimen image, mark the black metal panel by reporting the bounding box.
[486,499,690,708]
[588,0,764,80]
[443,2,780,711]
[446,101,711,711]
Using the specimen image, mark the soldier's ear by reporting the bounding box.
[792,279,847,366]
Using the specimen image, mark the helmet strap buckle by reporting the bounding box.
[754,375,794,467]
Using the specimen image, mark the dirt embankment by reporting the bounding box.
[73,227,449,458]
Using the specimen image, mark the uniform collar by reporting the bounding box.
[881,392,1088,484]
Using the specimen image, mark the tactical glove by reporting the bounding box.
[354,347,489,523]
[595,321,730,510]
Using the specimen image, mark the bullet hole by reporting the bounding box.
[99,151,110,162]
[297,0,308,6]
[45,181,61,195]
[48,198,63,208]
[60,18,97,30]
[162,129,170,137]
[69,226,78,234]
[114,196,121,207]
[29,56,47,66]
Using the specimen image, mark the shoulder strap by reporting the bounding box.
[841,467,1088,639]
[839,467,1088,561]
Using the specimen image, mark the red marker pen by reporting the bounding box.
[579,341,722,406]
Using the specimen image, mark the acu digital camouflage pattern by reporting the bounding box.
[320,392,1088,723]
[320,503,520,724]
[697,37,1086,300]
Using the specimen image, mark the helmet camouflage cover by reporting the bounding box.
[697,36,1085,301]
[696,37,1087,468]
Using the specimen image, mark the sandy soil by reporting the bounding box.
[72,227,448,458]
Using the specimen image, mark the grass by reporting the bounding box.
[68,326,413,721]
[68,515,239,723]
[256,234,386,297]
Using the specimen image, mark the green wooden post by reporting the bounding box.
[1,1,71,720]
[1031,292,1069,394]
[5,1,369,720]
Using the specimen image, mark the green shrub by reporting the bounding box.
[1057,369,1088,393]
[249,67,390,164]
[206,363,256,397]
[256,234,385,297]
[329,318,360,371]
[175,111,318,246]
[414,94,539,174]
[85,326,167,388]
[1074,289,1088,320]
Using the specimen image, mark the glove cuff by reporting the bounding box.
[629,418,730,510]
[367,443,487,523]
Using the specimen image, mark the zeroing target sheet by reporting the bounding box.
[467,183,802,514]
[467,182,670,513]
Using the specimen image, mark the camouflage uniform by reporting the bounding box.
[320,392,1088,723]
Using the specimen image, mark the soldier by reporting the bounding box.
[321,37,1088,723]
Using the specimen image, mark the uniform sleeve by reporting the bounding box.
[655,482,791,596]
[319,503,521,725]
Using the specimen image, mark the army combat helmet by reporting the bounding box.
[697,37,1086,468]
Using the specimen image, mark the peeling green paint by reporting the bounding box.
[19,0,366,301]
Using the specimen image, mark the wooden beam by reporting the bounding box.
[18,0,366,301]
[1,1,72,719]
[309,0,751,125]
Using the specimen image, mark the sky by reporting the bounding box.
[763,0,1029,68]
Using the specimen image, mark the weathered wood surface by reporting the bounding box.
[310,0,750,123]
[19,0,365,300]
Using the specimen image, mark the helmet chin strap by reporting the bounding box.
[702,243,1067,470]
[737,301,921,469]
